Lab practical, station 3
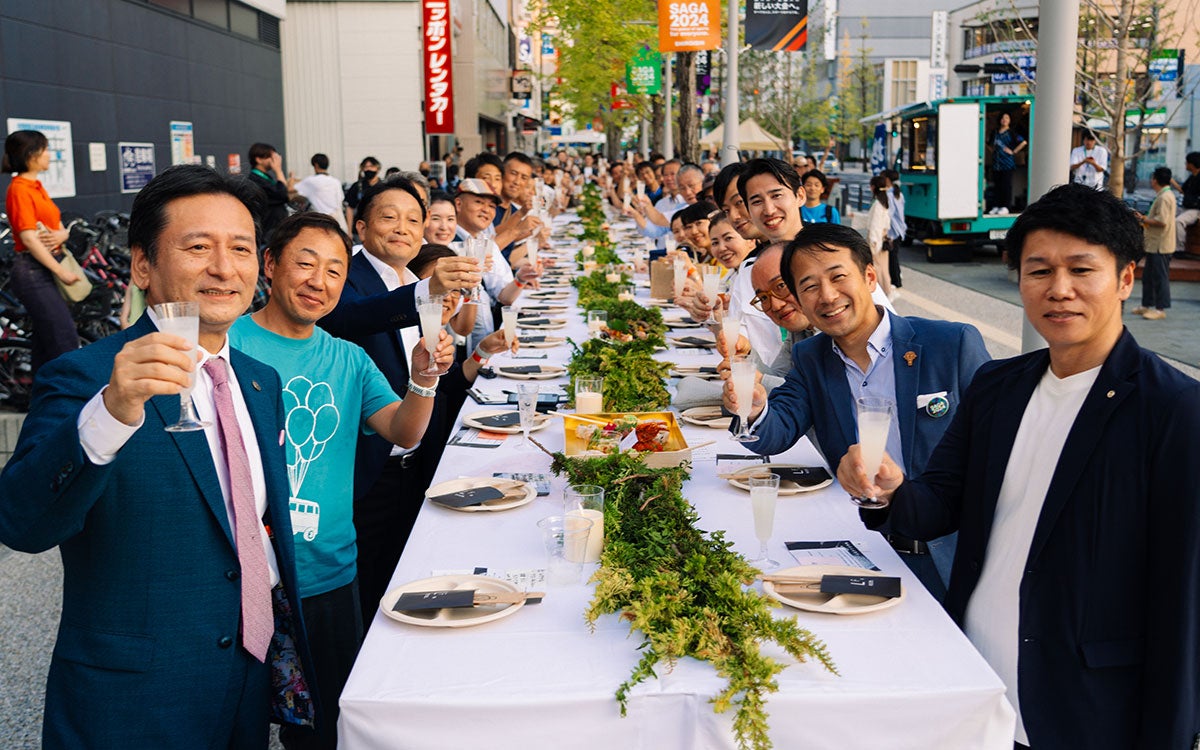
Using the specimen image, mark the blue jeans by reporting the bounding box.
[9,253,77,374]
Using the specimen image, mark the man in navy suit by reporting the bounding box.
[724,223,990,598]
[840,184,1200,749]
[317,177,483,625]
[0,165,315,748]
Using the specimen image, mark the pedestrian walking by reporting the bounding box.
[1133,167,1175,320]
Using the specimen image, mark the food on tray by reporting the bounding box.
[632,420,670,452]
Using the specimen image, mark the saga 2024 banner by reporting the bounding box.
[658,0,721,53]
[746,0,808,52]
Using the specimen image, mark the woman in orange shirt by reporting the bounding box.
[4,130,80,373]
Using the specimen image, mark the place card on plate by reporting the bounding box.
[472,411,523,428]
[769,466,832,487]
[499,365,544,375]
[428,485,506,508]
[518,318,553,326]
[672,336,717,349]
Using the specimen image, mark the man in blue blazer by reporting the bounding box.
[0,165,315,748]
[724,223,990,597]
[841,184,1200,749]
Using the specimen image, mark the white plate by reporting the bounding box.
[425,476,536,512]
[518,319,568,330]
[762,565,904,616]
[520,335,566,349]
[725,463,834,495]
[462,409,553,434]
[380,574,527,627]
[679,405,733,428]
[671,366,722,381]
[497,365,566,380]
[665,319,705,329]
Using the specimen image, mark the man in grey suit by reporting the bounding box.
[0,165,315,748]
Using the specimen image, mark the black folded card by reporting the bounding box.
[429,486,505,508]
[521,335,548,343]
[675,336,716,347]
[820,575,902,598]
[698,366,719,374]
[518,318,552,326]
[393,589,475,611]
[500,366,543,375]
[474,411,522,428]
[771,466,832,487]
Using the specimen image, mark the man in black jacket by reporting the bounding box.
[246,142,292,246]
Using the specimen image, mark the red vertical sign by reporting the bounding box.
[423,0,455,135]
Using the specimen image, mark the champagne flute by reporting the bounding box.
[465,238,488,306]
[153,301,210,433]
[720,310,742,356]
[851,397,895,508]
[700,265,722,325]
[672,257,688,302]
[417,294,450,376]
[664,235,678,255]
[516,383,540,449]
[747,474,780,570]
[501,305,518,348]
[729,355,759,443]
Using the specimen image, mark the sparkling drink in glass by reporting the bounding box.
[417,295,449,376]
[747,473,780,569]
[502,305,518,348]
[153,302,210,433]
[730,355,759,443]
[720,312,742,356]
[517,383,540,449]
[852,397,895,509]
[701,265,721,324]
[672,257,688,301]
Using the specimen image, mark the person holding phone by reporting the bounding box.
[3,130,81,373]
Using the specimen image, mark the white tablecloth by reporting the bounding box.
[339,224,1016,749]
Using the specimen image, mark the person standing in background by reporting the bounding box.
[295,154,350,233]
[1132,167,1176,320]
[344,156,382,231]
[866,175,895,299]
[246,142,293,247]
[1171,151,1200,252]
[3,130,82,373]
[885,169,907,295]
[1070,132,1109,190]
[988,112,1026,214]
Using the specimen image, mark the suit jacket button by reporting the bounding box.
[225,569,240,581]
[217,635,234,649]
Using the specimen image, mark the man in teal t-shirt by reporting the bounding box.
[230,212,454,750]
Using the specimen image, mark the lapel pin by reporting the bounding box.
[903,351,917,367]
[1106,390,1115,398]
[926,395,950,418]
[252,380,262,391]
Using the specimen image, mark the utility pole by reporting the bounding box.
[664,54,675,158]
[1023,0,1081,352]
[720,0,740,166]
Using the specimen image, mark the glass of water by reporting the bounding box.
[517,383,540,449]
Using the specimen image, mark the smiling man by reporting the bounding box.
[738,158,806,243]
[725,223,989,598]
[229,212,453,749]
[839,184,1200,750]
[0,165,317,747]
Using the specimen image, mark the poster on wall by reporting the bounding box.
[6,118,76,198]
[119,142,156,194]
[745,0,807,52]
[658,0,720,53]
[170,121,194,166]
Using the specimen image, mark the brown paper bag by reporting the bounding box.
[650,258,675,300]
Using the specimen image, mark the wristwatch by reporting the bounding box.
[407,378,438,398]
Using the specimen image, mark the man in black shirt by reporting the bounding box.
[1173,151,1200,253]
[344,155,381,230]
[246,142,293,247]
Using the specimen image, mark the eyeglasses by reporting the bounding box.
[749,277,792,311]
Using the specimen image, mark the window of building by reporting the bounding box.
[150,0,191,14]
[193,0,228,28]
[229,1,258,39]
[890,60,918,109]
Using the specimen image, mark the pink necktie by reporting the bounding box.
[204,357,273,663]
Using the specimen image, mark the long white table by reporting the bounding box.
[339,217,1015,749]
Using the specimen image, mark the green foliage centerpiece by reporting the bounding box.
[575,183,622,265]
[550,451,838,750]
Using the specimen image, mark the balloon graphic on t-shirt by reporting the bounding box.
[282,376,341,497]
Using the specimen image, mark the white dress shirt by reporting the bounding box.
[77,310,280,585]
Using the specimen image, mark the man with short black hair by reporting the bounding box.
[1070,132,1109,190]
[344,156,382,230]
[840,183,1200,749]
[247,141,293,244]
[295,153,349,232]
[1173,151,1200,252]
[1132,166,1175,320]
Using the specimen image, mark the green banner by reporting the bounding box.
[626,47,662,95]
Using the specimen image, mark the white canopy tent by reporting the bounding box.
[700,118,788,151]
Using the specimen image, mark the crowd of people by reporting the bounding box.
[1,132,1198,750]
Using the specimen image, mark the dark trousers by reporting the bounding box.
[9,253,77,374]
[993,168,1014,210]
[219,646,272,750]
[280,581,364,750]
[886,237,902,288]
[353,453,425,629]
[1141,253,1171,309]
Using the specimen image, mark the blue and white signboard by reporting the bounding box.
[991,55,1035,84]
[6,118,76,198]
[119,142,156,194]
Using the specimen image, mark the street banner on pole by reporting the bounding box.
[869,123,888,175]
[627,47,662,95]
[658,0,721,52]
[422,0,455,134]
[745,0,808,52]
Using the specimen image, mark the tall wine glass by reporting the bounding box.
[461,238,487,305]
[730,355,759,443]
[501,305,518,348]
[700,265,722,325]
[516,383,540,450]
[153,302,209,433]
[417,294,450,376]
[747,473,780,570]
[672,257,688,302]
[851,397,895,508]
[719,310,742,356]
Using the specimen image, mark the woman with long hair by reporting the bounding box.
[4,130,80,373]
[866,174,894,299]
